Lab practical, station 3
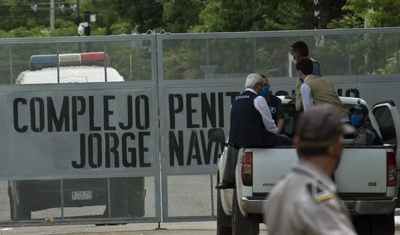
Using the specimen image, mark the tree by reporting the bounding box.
[189,0,347,32]
[343,0,400,27]
[156,0,204,33]
[103,0,164,34]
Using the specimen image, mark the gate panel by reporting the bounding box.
[0,81,161,224]
[0,34,161,225]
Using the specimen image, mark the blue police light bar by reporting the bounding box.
[29,55,58,70]
[29,52,109,71]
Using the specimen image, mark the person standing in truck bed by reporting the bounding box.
[263,104,357,235]
[296,58,349,122]
[290,40,322,112]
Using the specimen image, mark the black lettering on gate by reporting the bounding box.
[186,93,199,128]
[187,130,201,165]
[201,93,216,128]
[169,94,183,129]
[89,96,101,131]
[47,96,70,132]
[72,96,86,131]
[135,95,150,130]
[169,130,184,166]
[30,97,45,132]
[13,98,27,133]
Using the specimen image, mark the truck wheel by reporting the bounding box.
[352,213,395,235]
[352,215,370,235]
[8,186,31,220]
[217,187,232,235]
[232,189,259,235]
[370,213,394,235]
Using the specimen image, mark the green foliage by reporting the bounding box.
[0,30,7,38]
[327,14,364,29]
[91,27,108,36]
[309,32,399,76]
[157,0,202,33]
[343,0,400,27]
[0,0,164,37]
[50,19,77,36]
[163,40,205,79]
[106,0,164,33]
[189,1,222,32]
[109,22,133,35]
[190,0,316,32]
[377,52,400,74]
[0,0,399,81]
[8,27,48,38]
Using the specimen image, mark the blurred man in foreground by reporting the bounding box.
[263,104,356,234]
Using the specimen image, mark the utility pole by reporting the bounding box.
[50,0,55,30]
[314,0,324,47]
[77,0,80,18]
[84,10,91,36]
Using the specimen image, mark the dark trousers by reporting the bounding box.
[222,145,239,183]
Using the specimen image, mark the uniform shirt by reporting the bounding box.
[264,161,356,235]
[352,123,384,145]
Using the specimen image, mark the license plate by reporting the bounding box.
[71,191,93,200]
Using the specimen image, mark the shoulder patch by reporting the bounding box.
[306,181,333,203]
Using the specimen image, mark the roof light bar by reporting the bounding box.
[29,52,109,71]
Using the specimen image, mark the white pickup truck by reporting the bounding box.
[209,96,400,235]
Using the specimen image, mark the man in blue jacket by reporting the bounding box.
[216,73,292,189]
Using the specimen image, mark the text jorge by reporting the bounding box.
[12,95,152,169]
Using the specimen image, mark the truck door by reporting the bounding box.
[372,101,400,164]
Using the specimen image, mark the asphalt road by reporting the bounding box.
[1,221,400,235]
[1,222,221,235]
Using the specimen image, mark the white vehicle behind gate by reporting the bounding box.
[209,96,400,235]
[16,52,124,84]
[8,52,145,221]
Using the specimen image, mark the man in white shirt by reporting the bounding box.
[296,58,349,121]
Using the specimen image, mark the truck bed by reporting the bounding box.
[252,146,388,194]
